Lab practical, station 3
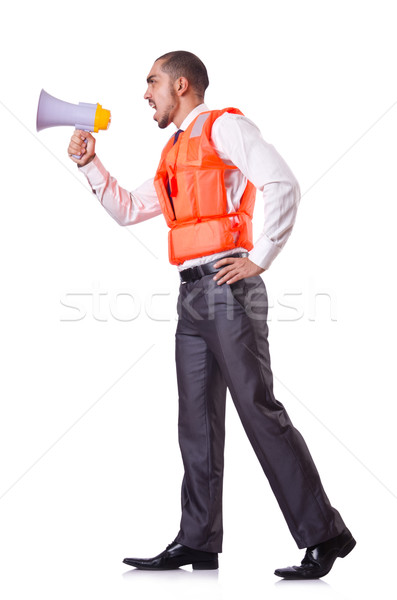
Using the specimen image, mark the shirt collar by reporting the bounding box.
[179,103,209,131]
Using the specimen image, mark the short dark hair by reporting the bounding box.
[156,50,209,97]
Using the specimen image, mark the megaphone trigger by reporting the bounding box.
[71,130,89,160]
[69,127,91,160]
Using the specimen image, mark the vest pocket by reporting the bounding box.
[195,168,227,218]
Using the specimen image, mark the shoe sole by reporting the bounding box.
[123,559,219,571]
[192,559,219,570]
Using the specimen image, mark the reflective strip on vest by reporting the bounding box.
[190,112,211,138]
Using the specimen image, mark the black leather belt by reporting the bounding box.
[179,253,248,283]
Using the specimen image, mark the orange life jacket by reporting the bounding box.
[153,108,256,265]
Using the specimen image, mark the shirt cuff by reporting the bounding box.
[249,235,283,271]
[78,155,108,187]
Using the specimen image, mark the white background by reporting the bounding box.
[1,0,396,598]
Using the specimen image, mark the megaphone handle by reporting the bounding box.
[71,129,89,159]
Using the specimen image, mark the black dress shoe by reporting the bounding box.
[123,541,219,570]
[274,528,356,579]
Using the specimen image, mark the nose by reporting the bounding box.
[144,87,151,100]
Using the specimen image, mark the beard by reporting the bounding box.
[157,104,175,129]
[156,86,177,129]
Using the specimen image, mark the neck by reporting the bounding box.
[173,98,204,128]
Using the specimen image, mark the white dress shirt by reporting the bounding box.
[78,103,300,271]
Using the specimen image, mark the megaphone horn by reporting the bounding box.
[36,89,111,133]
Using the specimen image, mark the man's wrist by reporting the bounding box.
[78,154,96,168]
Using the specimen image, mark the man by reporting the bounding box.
[68,50,355,579]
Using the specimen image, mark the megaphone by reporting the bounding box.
[36,89,111,133]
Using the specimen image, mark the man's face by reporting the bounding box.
[144,60,177,129]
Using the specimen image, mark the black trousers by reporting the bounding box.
[174,274,346,553]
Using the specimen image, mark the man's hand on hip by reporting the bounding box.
[212,257,265,285]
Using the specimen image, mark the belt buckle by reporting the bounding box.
[197,265,206,279]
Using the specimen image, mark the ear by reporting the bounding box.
[175,76,189,96]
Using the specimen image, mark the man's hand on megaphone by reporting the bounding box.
[68,129,96,166]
